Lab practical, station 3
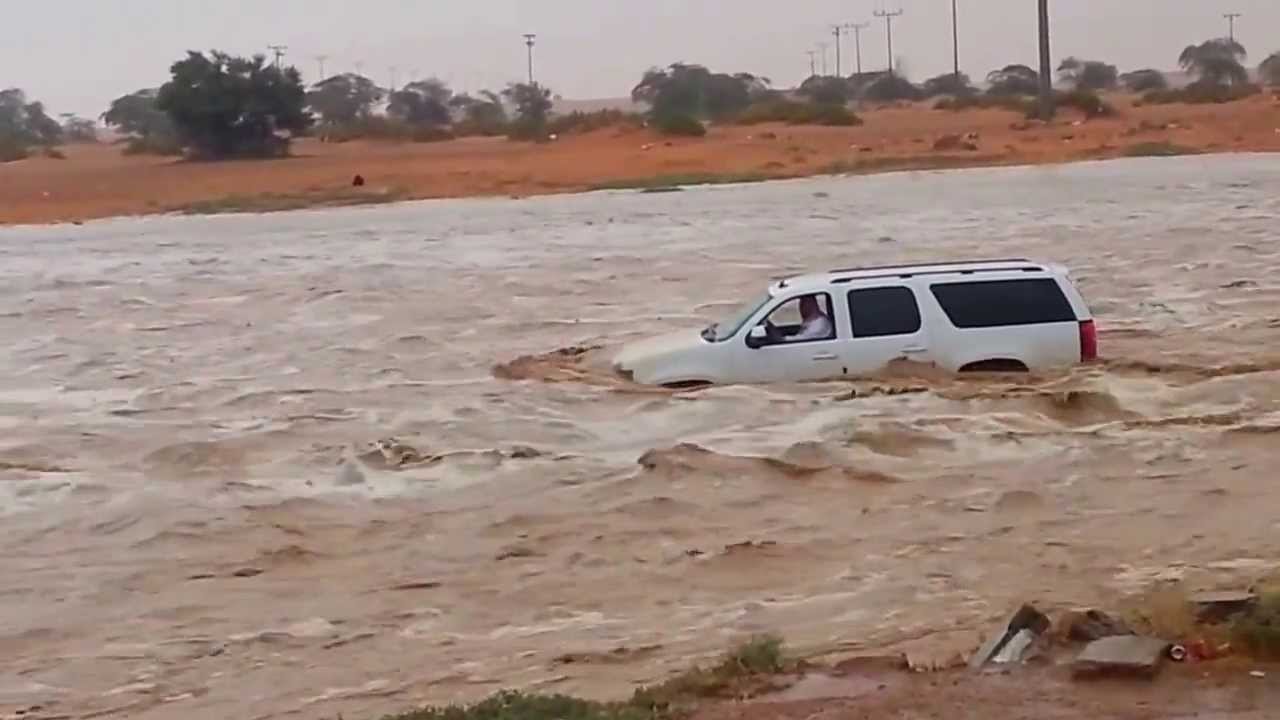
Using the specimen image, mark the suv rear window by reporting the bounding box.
[848,287,922,338]
[930,278,1076,328]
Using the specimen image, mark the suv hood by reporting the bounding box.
[612,329,707,380]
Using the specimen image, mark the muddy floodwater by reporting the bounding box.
[2,155,1280,719]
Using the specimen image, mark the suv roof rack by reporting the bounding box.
[828,258,1033,274]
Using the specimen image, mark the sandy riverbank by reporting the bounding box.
[2,92,1279,226]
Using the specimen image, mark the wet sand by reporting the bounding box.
[3,93,1280,226]
[0,154,1279,718]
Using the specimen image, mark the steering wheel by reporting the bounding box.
[763,320,782,343]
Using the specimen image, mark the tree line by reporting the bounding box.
[3,40,1279,163]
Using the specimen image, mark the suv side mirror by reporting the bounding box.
[746,324,768,349]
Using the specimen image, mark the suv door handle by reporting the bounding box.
[812,353,838,361]
[901,346,927,354]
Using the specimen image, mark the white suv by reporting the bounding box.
[613,258,1098,387]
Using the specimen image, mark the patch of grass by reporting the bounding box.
[589,171,779,192]
[384,691,650,720]
[1122,141,1202,158]
[381,635,792,720]
[630,634,788,715]
[1122,587,1204,641]
[169,187,410,216]
[1230,592,1280,660]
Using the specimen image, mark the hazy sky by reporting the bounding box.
[6,1,1279,118]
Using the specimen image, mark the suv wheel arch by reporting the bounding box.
[959,358,1029,373]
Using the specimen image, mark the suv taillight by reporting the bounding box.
[1079,319,1098,362]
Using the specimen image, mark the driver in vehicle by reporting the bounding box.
[788,295,833,342]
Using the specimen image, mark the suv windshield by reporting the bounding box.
[702,292,771,343]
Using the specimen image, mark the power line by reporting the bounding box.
[523,33,537,86]
[1223,12,1242,42]
[873,9,904,75]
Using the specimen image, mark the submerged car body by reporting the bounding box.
[613,258,1097,387]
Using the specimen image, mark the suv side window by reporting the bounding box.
[847,286,922,338]
[930,278,1076,328]
[750,292,837,345]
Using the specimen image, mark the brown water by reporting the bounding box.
[2,155,1280,719]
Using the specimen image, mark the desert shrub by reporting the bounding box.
[1141,81,1260,105]
[921,72,977,98]
[653,113,706,137]
[0,138,29,162]
[122,134,184,156]
[547,109,644,136]
[736,99,862,126]
[862,74,924,102]
[1052,88,1116,118]
[1121,69,1169,93]
[935,94,1033,113]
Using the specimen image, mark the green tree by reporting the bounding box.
[387,78,453,127]
[306,73,382,126]
[1260,52,1280,86]
[0,88,62,161]
[1119,69,1168,92]
[797,76,852,105]
[1178,38,1250,88]
[59,114,98,143]
[1057,57,1119,90]
[450,90,508,136]
[156,50,313,159]
[986,65,1040,96]
[102,88,180,155]
[502,82,552,140]
[631,64,755,122]
[921,72,976,97]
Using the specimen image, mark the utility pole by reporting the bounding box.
[268,44,287,70]
[831,24,846,78]
[849,22,869,77]
[523,33,537,85]
[818,42,829,76]
[807,50,817,78]
[1223,12,1242,41]
[951,0,960,79]
[315,54,329,81]
[874,9,904,75]
[389,66,399,93]
[1037,0,1053,120]
[354,60,364,77]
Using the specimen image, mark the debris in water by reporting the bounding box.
[970,604,1051,670]
[1190,590,1258,623]
[1073,635,1171,679]
[1056,609,1133,643]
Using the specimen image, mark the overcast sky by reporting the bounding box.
[5,0,1278,117]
